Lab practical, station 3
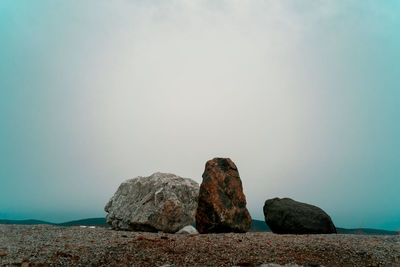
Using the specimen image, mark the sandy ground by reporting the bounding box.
[1,225,399,267]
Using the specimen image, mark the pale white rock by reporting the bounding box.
[176,225,199,234]
[105,172,199,233]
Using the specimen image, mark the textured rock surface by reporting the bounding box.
[105,172,199,233]
[263,198,337,234]
[196,158,251,233]
[176,225,199,235]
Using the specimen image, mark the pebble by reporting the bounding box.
[0,224,399,266]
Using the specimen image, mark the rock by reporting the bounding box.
[105,172,199,233]
[258,264,302,267]
[195,158,252,233]
[263,197,337,234]
[176,225,199,234]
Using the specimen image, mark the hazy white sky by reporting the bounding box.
[1,0,399,230]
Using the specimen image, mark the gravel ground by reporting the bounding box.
[0,225,399,266]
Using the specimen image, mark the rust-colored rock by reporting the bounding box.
[196,158,251,233]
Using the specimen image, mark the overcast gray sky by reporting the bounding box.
[1,0,399,230]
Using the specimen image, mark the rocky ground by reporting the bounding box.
[1,225,399,267]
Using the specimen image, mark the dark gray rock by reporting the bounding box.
[263,198,336,234]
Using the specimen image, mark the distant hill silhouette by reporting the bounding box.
[249,219,397,235]
[0,219,53,225]
[0,218,108,228]
[1,218,397,235]
[249,219,271,232]
[335,227,397,235]
[57,218,108,227]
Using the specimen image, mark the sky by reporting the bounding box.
[0,0,399,231]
